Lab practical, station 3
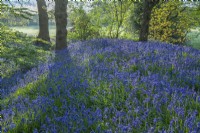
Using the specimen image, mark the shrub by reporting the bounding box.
[149,1,199,44]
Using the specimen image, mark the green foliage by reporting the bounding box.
[1,13,38,26]
[90,1,134,39]
[0,1,36,27]
[149,1,199,44]
[129,2,143,34]
[130,1,200,45]
[68,6,99,41]
[0,2,34,20]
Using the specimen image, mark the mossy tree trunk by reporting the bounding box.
[54,0,67,50]
[36,0,50,44]
[139,0,159,41]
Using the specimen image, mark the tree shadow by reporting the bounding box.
[31,47,104,132]
[1,39,126,132]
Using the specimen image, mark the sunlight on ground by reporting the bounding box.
[187,28,200,49]
[9,26,200,49]
[10,25,56,37]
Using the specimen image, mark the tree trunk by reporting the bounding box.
[139,0,159,41]
[54,0,67,50]
[36,0,50,43]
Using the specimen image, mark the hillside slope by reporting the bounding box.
[1,39,200,132]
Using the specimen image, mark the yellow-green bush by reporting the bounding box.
[149,1,199,44]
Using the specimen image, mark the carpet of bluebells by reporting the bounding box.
[1,39,200,133]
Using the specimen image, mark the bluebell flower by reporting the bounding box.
[33,128,39,133]
[9,123,16,129]
[134,107,140,114]
[143,97,150,103]
[197,122,200,128]
[132,117,141,127]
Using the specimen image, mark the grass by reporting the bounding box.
[10,25,73,40]
[2,73,47,107]
[10,25,56,38]
[186,29,200,49]
[0,26,53,78]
